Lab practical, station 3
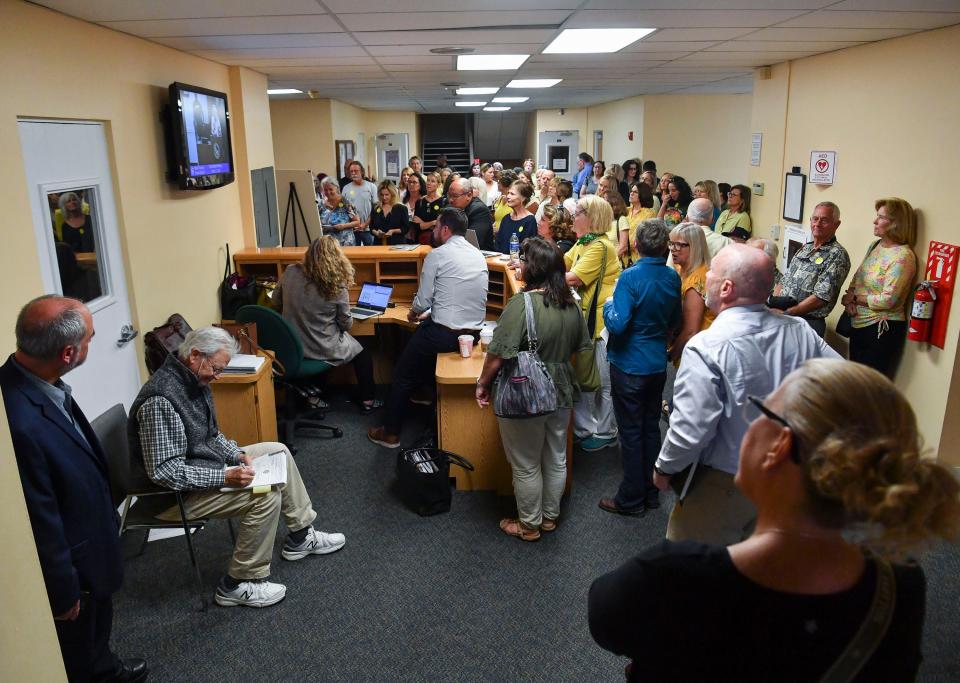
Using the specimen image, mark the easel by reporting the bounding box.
[281,181,313,247]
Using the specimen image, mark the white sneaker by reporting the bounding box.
[214,579,286,608]
[282,527,346,561]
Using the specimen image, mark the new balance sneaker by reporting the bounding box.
[580,435,618,452]
[282,527,346,561]
[214,579,286,608]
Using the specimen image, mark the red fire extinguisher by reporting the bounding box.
[908,280,938,342]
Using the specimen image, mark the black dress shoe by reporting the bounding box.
[598,497,645,516]
[108,658,148,683]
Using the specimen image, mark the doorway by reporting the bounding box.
[375,133,409,184]
[17,119,142,418]
[538,131,579,180]
[593,130,603,162]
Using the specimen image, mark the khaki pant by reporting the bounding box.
[498,409,571,528]
[665,468,756,546]
[158,442,316,580]
[573,338,617,440]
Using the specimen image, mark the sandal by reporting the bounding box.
[359,399,384,415]
[540,517,558,533]
[499,518,540,542]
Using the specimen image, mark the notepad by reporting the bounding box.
[220,450,287,492]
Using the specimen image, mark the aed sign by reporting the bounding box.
[809,151,837,185]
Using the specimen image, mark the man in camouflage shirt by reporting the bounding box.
[775,201,850,337]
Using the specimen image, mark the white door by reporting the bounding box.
[539,131,579,180]
[17,120,142,419]
[375,133,409,184]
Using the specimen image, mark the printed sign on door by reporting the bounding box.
[809,151,837,185]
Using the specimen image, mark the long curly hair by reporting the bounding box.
[302,236,355,299]
[783,358,959,555]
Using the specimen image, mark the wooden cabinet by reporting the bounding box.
[210,356,278,447]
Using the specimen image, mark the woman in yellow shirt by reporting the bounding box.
[492,170,517,233]
[714,184,752,241]
[565,195,622,451]
[668,222,715,366]
[623,183,658,267]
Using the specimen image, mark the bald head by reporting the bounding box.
[707,244,775,311]
[15,295,93,378]
[686,197,714,226]
[447,178,473,209]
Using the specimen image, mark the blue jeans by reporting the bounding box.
[355,229,375,246]
[610,364,666,511]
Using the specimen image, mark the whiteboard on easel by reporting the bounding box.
[276,170,323,246]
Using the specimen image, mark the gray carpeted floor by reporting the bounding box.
[112,394,960,682]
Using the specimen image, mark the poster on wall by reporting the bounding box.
[750,133,762,166]
[809,151,837,185]
[384,150,400,178]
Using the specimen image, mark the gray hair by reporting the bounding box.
[749,237,780,262]
[671,222,710,274]
[58,191,82,216]
[320,176,340,193]
[814,201,840,220]
[15,295,87,360]
[635,218,670,258]
[178,326,239,361]
[467,176,487,203]
[686,197,714,225]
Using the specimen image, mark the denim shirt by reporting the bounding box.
[603,256,681,375]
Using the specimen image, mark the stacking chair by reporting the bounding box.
[235,305,343,445]
[91,403,233,611]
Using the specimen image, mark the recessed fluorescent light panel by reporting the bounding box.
[492,97,529,103]
[457,54,529,71]
[267,88,302,95]
[483,107,510,111]
[456,87,499,95]
[455,101,487,107]
[543,28,656,54]
[506,79,562,89]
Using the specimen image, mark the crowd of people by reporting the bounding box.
[4,149,958,682]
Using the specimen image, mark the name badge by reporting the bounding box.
[815,257,824,265]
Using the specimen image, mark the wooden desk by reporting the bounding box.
[233,246,430,305]
[435,344,573,495]
[210,356,278,446]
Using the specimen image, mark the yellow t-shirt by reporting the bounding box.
[564,236,621,338]
[492,198,512,231]
[672,263,716,367]
[715,210,752,239]
[622,207,657,265]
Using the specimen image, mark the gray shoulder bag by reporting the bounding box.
[493,292,558,419]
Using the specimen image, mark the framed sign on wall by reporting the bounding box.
[783,171,805,223]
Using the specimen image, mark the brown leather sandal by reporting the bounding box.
[499,517,541,542]
[540,517,558,532]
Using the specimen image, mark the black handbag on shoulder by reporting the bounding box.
[395,447,474,516]
[219,243,257,319]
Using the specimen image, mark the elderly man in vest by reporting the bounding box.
[129,326,345,608]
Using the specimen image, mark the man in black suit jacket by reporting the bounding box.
[446,177,494,251]
[0,295,146,682]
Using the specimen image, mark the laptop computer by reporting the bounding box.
[465,229,501,258]
[350,282,394,320]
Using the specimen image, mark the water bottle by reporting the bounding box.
[509,233,520,263]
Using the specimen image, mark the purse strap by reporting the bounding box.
[818,557,897,683]
[521,291,539,352]
[584,239,609,339]
[224,243,232,279]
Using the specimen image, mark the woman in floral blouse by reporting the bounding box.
[319,178,359,247]
[841,197,917,378]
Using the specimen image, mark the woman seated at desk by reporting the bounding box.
[273,236,381,413]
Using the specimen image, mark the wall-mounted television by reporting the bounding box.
[163,82,234,190]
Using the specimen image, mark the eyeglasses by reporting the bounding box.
[201,356,227,377]
[518,254,527,262]
[668,241,689,250]
[744,395,801,464]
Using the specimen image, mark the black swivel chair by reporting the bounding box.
[235,305,343,445]
[92,403,233,611]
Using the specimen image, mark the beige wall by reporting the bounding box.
[271,98,418,181]
[585,96,644,166]
[747,63,791,243]
[229,66,276,245]
[642,94,753,185]
[535,108,589,162]
[0,1,274,674]
[746,25,960,463]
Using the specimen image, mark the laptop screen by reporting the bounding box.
[357,282,393,311]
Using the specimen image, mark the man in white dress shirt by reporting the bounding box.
[368,207,489,448]
[653,244,840,544]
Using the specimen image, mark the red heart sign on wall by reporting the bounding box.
[815,159,829,173]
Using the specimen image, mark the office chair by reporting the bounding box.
[92,403,234,611]
[235,305,343,444]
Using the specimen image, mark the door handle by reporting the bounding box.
[117,324,139,347]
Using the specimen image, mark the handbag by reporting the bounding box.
[143,313,192,374]
[574,240,608,392]
[493,292,559,419]
[395,447,475,516]
[214,321,287,377]
[219,244,257,319]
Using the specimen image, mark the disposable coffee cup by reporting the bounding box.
[458,335,474,358]
[479,330,494,351]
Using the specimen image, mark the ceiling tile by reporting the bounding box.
[340,11,571,32]
[152,34,357,51]
[354,29,557,45]
[192,46,370,60]
[822,0,960,11]
[324,0,582,11]
[366,44,546,56]
[565,9,810,29]
[584,0,833,8]
[705,40,865,52]
[100,15,341,37]
[776,10,960,29]
[744,26,916,41]
[35,0,326,22]
[644,28,757,42]
[624,40,721,52]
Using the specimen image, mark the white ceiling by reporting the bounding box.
[33,1,960,112]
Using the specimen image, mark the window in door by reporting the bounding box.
[46,185,106,303]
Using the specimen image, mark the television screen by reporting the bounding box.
[167,82,234,190]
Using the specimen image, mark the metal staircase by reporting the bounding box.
[422,141,471,174]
